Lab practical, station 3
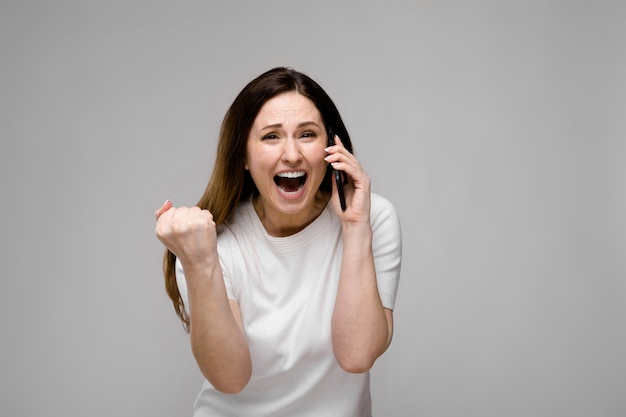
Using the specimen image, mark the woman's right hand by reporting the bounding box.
[156,200,252,393]
[154,200,218,268]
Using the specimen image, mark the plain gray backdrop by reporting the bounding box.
[1,1,624,416]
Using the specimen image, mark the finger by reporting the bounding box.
[154,199,173,220]
[325,134,344,153]
[325,153,357,174]
[186,206,209,221]
[199,208,215,222]
[193,208,216,227]
[324,148,351,164]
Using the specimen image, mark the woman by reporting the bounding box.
[155,67,401,416]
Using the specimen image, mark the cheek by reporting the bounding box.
[306,142,326,161]
[314,148,328,169]
[245,149,276,183]
[311,152,330,186]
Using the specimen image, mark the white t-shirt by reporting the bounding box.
[176,193,402,416]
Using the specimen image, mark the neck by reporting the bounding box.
[253,192,329,237]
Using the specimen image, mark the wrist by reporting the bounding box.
[179,254,221,282]
[341,221,373,244]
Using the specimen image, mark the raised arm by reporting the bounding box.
[325,138,394,373]
[155,200,252,393]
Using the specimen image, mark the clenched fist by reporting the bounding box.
[154,200,219,268]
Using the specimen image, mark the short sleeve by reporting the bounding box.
[370,194,402,310]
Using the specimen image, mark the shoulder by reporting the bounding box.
[215,200,258,262]
[369,193,402,251]
[370,192,395,212]
[217,199,257,238]
[370,193,400,227]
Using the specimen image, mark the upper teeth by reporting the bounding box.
[277,171,305,178]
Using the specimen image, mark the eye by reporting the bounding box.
[262,133,280,140]
[300,131,317,139]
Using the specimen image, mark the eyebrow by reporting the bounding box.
[258,121,321,132]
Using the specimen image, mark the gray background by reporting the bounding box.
[1,1,624,416]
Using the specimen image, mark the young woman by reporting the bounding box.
[155,67,402,416]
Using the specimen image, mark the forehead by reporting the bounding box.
[254,92,321,125]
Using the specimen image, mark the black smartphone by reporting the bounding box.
[327,125,346,211]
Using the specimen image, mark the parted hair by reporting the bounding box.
[163,67,354,331]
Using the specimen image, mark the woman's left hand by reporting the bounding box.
[325,135,371,223]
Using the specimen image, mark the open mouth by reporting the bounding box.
[274,171,307,193]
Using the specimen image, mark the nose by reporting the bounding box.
[281,138,302,164]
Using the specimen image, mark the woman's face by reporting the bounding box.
[246,91,329,228]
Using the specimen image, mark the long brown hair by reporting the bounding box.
[163,67,354,331]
